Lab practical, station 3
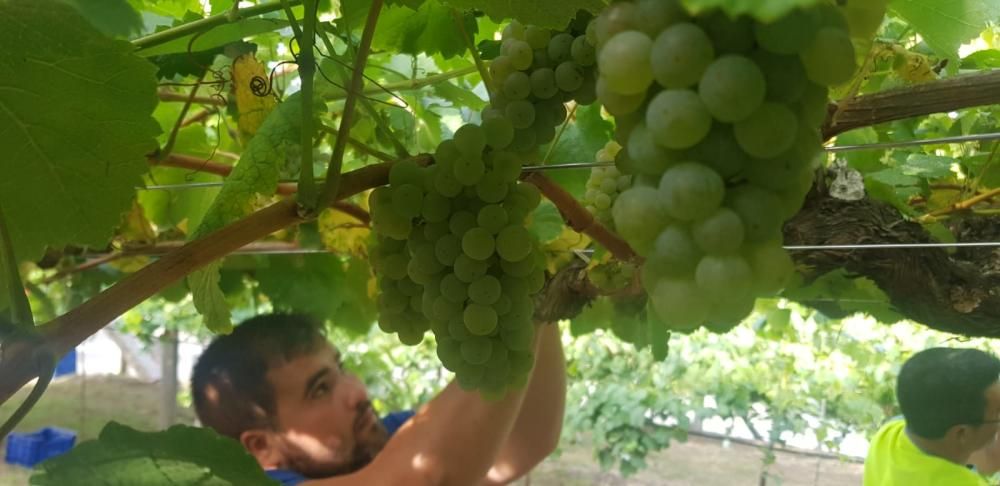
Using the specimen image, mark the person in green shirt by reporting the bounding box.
[864,347,1000,486]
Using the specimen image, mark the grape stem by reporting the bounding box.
[317,0,384,211]
[132,1,302,51]
[451,8,494,103]
[523,172,638,262]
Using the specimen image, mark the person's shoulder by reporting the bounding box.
[267,469,307,486]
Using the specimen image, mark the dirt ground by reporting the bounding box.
[0,376,862,485]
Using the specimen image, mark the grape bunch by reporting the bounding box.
[370,122,548,396]
[582,141,629,227]
[593,1,854,332]
[485,18,598,153]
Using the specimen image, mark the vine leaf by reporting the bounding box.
[187,93,311,333]
[679,0,824,22]
[889,0,1000,63]
[60,0,143,38]
[440,0,607,29]
[0,0,160,263]
[30,422,278,485]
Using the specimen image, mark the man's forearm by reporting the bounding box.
[482,322,567,485]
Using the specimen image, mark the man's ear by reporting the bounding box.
[241,429,283,469]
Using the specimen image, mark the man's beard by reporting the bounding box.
[288,401,390,478]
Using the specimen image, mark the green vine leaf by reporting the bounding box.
[889,0,1000,63]
[0,0,160,263]
[373,0,480,59]
[60,0,143,38]
[441,0,607,29]
[30,422,278,485]
[679,0,825,22]
[187,93,311,333]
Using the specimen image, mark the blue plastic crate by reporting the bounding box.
[54,349,76,377]
[5,427,76,468]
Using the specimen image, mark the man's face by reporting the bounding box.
[967,382,1000,452]
[264,342,389,478]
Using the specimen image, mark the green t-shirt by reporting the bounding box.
[864,419,990,486]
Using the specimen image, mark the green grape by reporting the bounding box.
[449,210,477,237]
[698,55,766,123]
[695,254,754,301]
[525,25,551,50]
[424,221,451,242]
[509,128,538,153]
[493,293,513,316]
[454,254,489,283]
[533,119,557,145]
[507,39,534,70]
[395,276,422,297]
[650,22,715,89]
[469,275,502,305]
[503,20,525,40]
[435,234,462,267]
[454,124,486,158]
[434,166,464,198]
[746,240,794,295]
[422,192,451,223]
[500,254,536,278]
[462,227,496,260]
[691,207,745,255]
[571,35,596,66]
[548,33,574,63]
[555,61,585,93]
[389,159,424,186]
[501,326,534,353]
[503,71,532,100]
[751,50,808,103]
[526,266,546,293]
[440,273,468,304]
[432,295,463,321]
[704,294,755,332]
[496,225,533,262]
[435,139,461,166]
[645,89,712,149]
[684,123,749,180]
[612,186,673,256]
[530,68,558,99]
[645,224,702,278]
[596,77,645,116]
[456,363,486,390]
[572,71,598,105]
[627,122,682,176]
[650,278,710,328]
[391,184,424,218]
[378,284,409,314]
[453,156,486,186]
[801,27,856,86]
[478,204,509,234]
[725,184,784,243]
[506,100,536,130]
[597,30,654,95]
[461,337,493,365]
[476,171,509,203]
[634,0,688,36]
[445,314,471,340]
[594,2,638,47]
[372,208,412,241]
[734,102,799,158]
[514,182,541,211]
[798,82,830,129]
[754,8,817,55]
[380,253,409,280]
[411,244,444,277]
[488,151,522,183]
[697,12,754,54]
[532,48,552,69]
[489,56,515,87]
[658,162,724,221]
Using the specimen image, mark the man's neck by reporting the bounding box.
[907,428,971,466]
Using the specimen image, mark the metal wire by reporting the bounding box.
[784,242,1000,250]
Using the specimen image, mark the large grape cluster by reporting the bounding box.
[370,122,549,395]
[595,1,854,332]
[485,19,598,153]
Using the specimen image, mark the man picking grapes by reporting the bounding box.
[191,313,566,485]
[864,347,1000,485]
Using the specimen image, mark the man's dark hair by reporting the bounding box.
[191,313,329,439]
[897,347,1000,439]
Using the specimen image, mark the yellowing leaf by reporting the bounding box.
[318,206,371,258]
[118,200,157,244]
[231,53,276,141]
